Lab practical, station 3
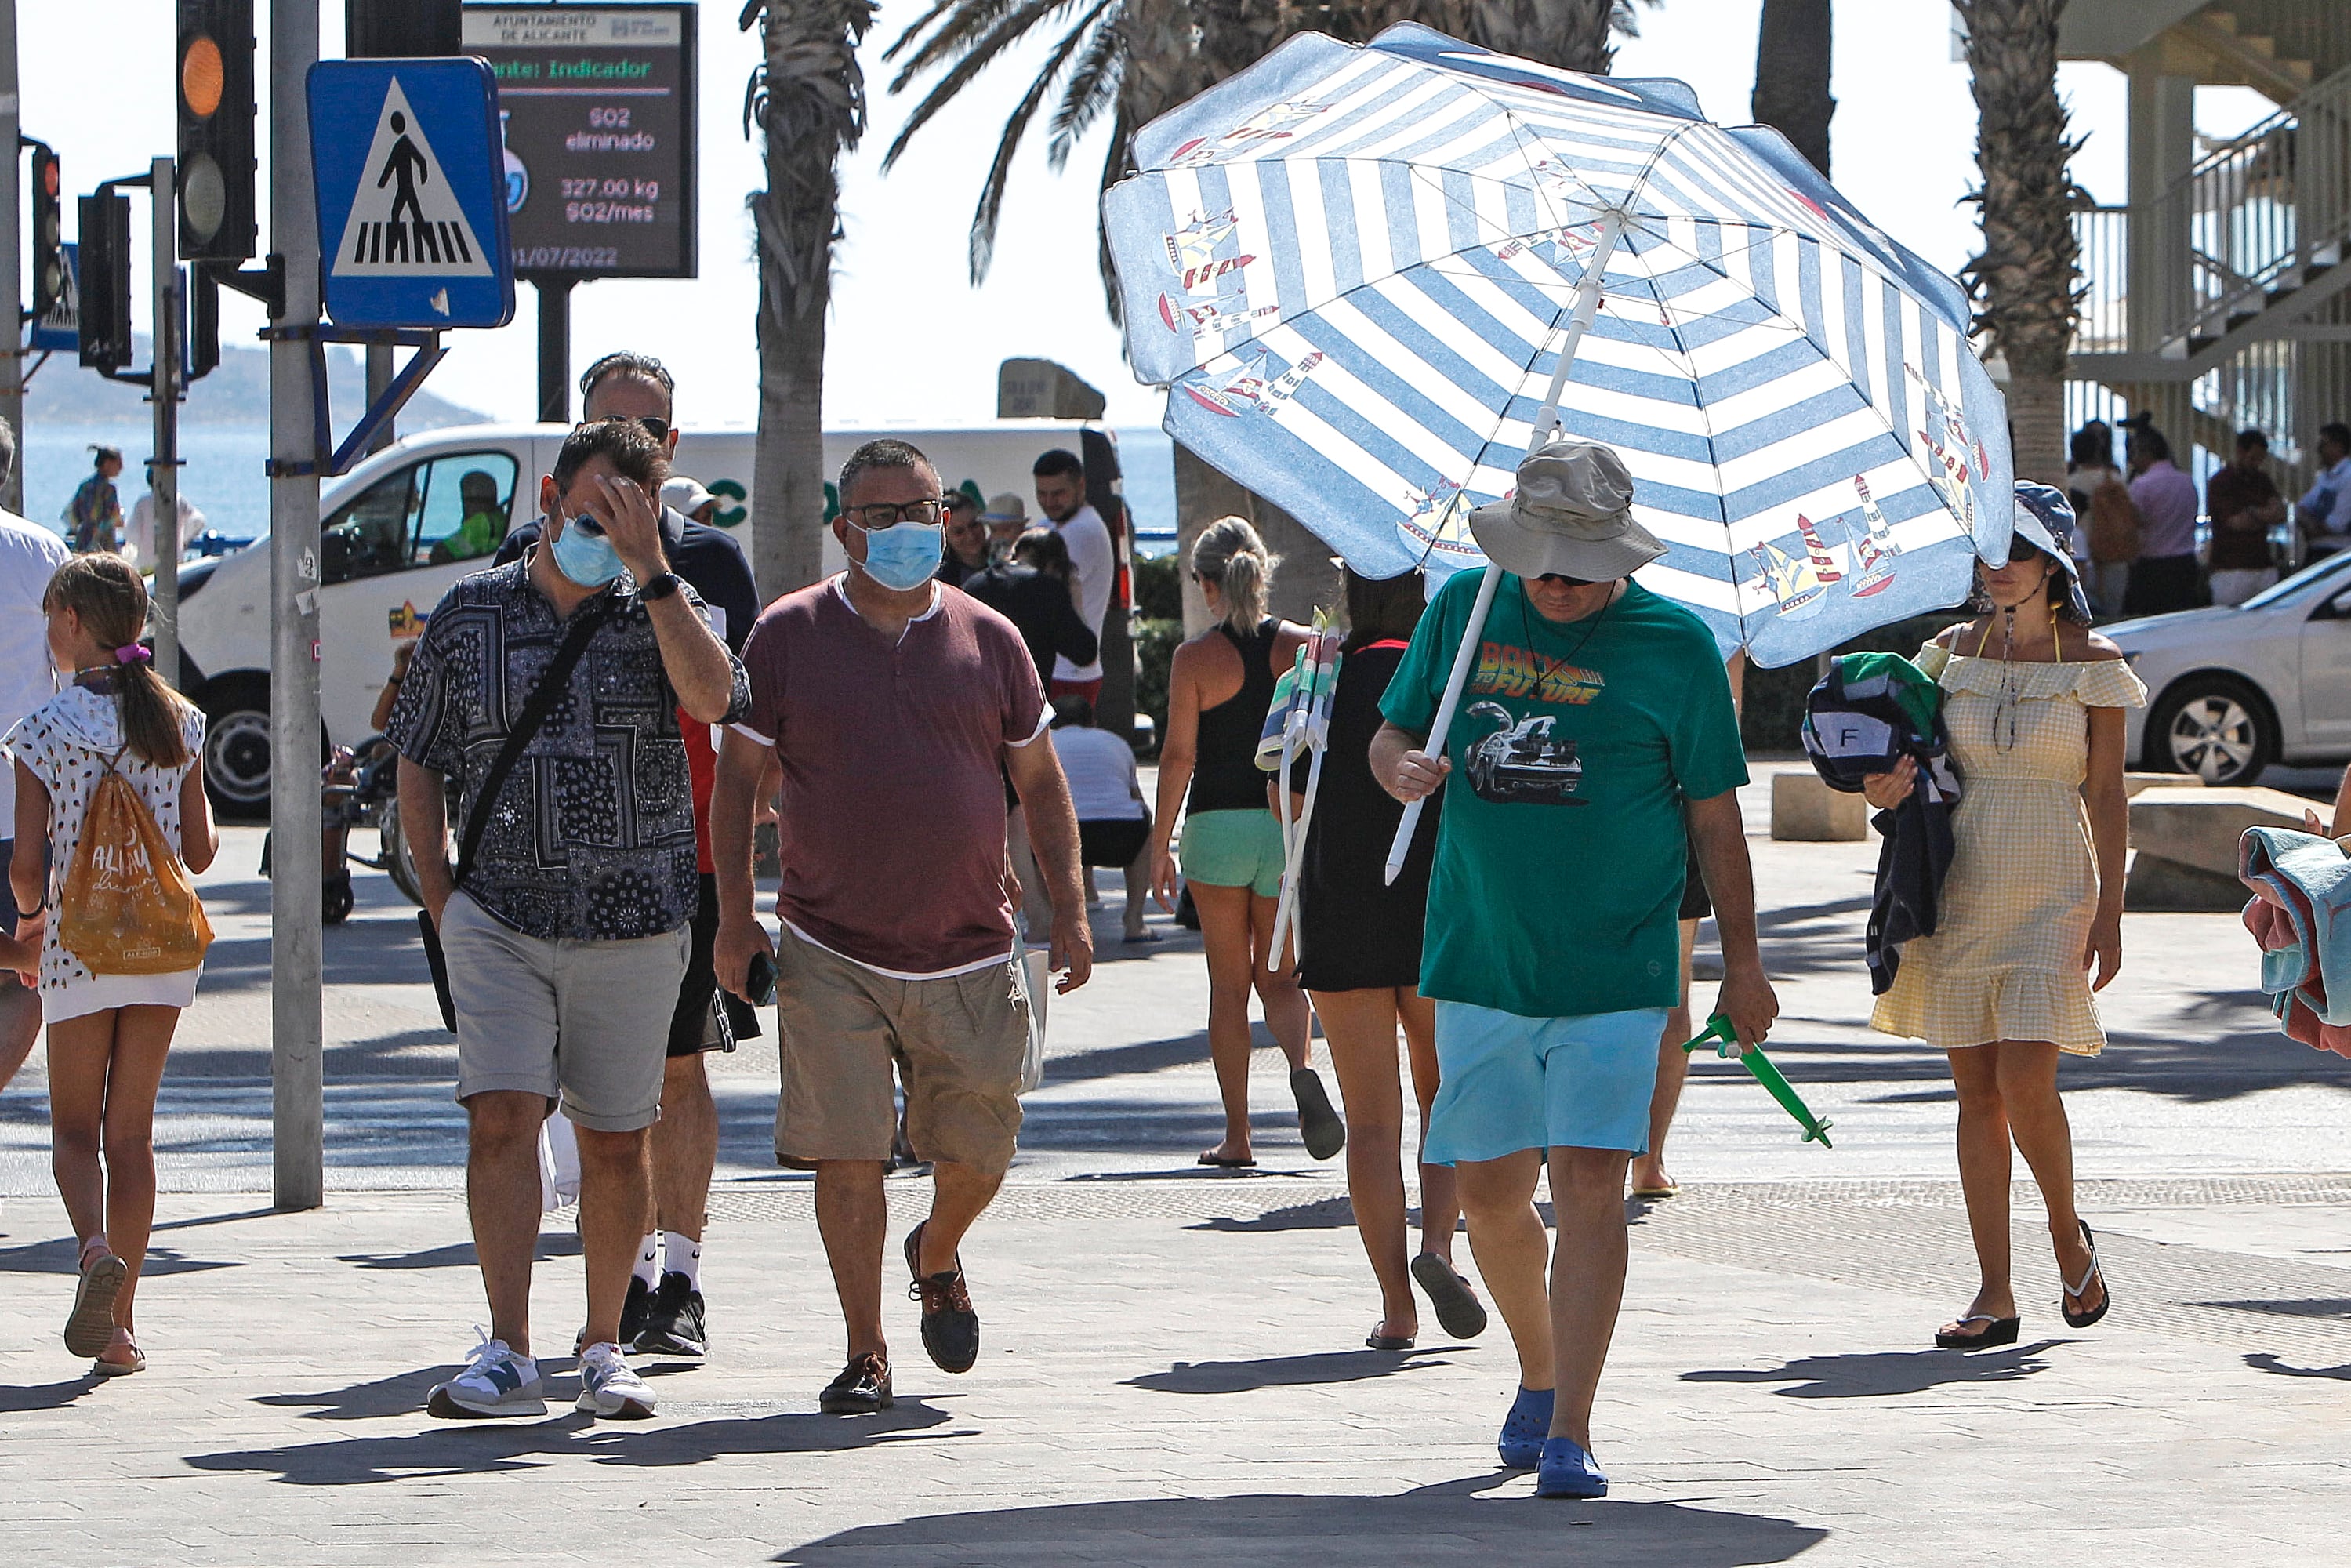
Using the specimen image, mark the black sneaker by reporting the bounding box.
[818,1352,894,1414]
[621,1272,653,1345]
[903,1221,980,1374]
[636,1272,707,1358]
[574,1273,659,1358]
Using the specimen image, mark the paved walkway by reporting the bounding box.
[0,763,2346,1560]
[2,1174,2348,1563]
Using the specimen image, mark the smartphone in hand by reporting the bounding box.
[746,949,778,1007]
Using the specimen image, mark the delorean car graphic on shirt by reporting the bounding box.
[1464,702,1587,807]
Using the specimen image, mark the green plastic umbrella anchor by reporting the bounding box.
[1681,1013,1834,1148]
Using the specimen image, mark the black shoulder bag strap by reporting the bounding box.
[419,596,613,1030]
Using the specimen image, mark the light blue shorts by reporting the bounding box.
[1178,808,1286,898]
[1424,1002,1671,1163]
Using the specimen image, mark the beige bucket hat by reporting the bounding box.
[1467,438,1664,581]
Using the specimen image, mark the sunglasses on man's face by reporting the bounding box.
[1535,572,1598,588]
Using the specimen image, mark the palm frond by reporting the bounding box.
[1047,4,1123,172]
[966,3,1101,282]
[880,0,965,64]
[887,0,1077,95]
[881,0,1072,170]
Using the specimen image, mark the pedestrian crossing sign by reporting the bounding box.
[307,58,514,329]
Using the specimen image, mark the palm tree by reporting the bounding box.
[739,0,879,597]
[1956,0,2080,489]
[1750,0,1832,176]
[1398,1,1629,74]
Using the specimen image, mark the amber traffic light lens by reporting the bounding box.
[183,35,224,118]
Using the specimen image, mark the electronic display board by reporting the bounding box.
[460,4,696,278]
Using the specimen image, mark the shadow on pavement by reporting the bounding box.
[337,1232,581,1271]
[0,1376,105,1413]
[2194,1297,2351,1319]
[2245,1351,2351,1380]
[1127,1347,1468,1394]
[256,1366,449,1421]
[0,1239,238,1278]
[1680,1341,2066,1399]
[1190,1197,1355,1232]
[768,1478,1828,1566]
[184,1399,957,1484]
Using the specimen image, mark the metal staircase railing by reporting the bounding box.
[2150,58,2351,350]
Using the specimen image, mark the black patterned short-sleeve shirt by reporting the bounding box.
[388,556,751,942]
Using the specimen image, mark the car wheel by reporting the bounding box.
[2148,674,2275,786]
[200,677,275,818]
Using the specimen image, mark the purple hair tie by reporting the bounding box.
[113,644,151,666]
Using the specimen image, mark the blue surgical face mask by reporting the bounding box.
[550,512,625,588]
[851,521,945,593]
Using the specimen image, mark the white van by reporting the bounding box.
[174,419,1120,811]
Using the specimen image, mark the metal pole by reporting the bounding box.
[1384,210,1627,884]
[0,2,21,516]
[270,0,324,1210]
[150,156,180,688]
[365,342,394,452]
[535,275,571,422]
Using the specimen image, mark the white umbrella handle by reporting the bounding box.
[1382,209,1627,887]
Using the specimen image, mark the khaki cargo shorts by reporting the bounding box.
[773,924,1028,1177]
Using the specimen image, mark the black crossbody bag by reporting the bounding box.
[418,600,611,1031]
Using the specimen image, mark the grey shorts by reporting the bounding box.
[441,891,690,1133]
[773,924,1029,1177]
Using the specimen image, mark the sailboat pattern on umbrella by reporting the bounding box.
[1104,21,2012,668]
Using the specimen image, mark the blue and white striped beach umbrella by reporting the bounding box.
[1104,22,2012,670]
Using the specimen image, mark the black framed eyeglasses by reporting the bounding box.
[1536,572,1598,587]
[847,499,945,528]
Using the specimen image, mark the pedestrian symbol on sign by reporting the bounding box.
[332,78,492,295]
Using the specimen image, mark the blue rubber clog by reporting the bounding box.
[1496,1385,1554,1470]
[1533,1436,1609,1499]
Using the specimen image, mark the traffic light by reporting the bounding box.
[346,0,463,57]
[76,192,132,372]
[176,0,256,262]
[27,141,63,320]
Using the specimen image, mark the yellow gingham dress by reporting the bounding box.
[1869,639,2146,1055]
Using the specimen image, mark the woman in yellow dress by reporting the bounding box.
[1865,484,2144,1350]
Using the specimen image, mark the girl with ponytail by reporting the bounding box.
[1147,517,1348,1167]
[5,552,216,1375]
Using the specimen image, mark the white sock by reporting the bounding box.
[633,1234,660,1290]
[663,1230,702,1291]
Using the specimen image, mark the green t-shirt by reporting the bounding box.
[1380,569,1747,1018]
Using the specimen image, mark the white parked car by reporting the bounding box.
[174,420,1124,812]
[2102,549,2351,787]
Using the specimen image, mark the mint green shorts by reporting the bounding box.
[1179,808,1287,897]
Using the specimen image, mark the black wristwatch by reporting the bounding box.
[638,571,682,603]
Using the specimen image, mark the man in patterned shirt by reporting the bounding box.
[391,419,748,1422]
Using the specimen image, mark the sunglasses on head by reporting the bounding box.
[585,413,670,442]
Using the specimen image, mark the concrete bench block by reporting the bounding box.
[1771,771,1868,841]
[2124,771,2200,797]
[2125,785,2313,881]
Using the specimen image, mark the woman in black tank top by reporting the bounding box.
[1148,519,1346,1168]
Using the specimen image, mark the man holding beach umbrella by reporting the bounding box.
[1104,20,2014,1497]
[1370,440,1771,1498]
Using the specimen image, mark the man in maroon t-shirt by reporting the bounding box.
[713,438,1091,1416]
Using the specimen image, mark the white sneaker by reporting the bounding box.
[427,1332,547,1418]
[575,1341,657,1418]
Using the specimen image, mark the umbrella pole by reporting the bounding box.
[1384,209,1628,885]
[1272,738,1328,967]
